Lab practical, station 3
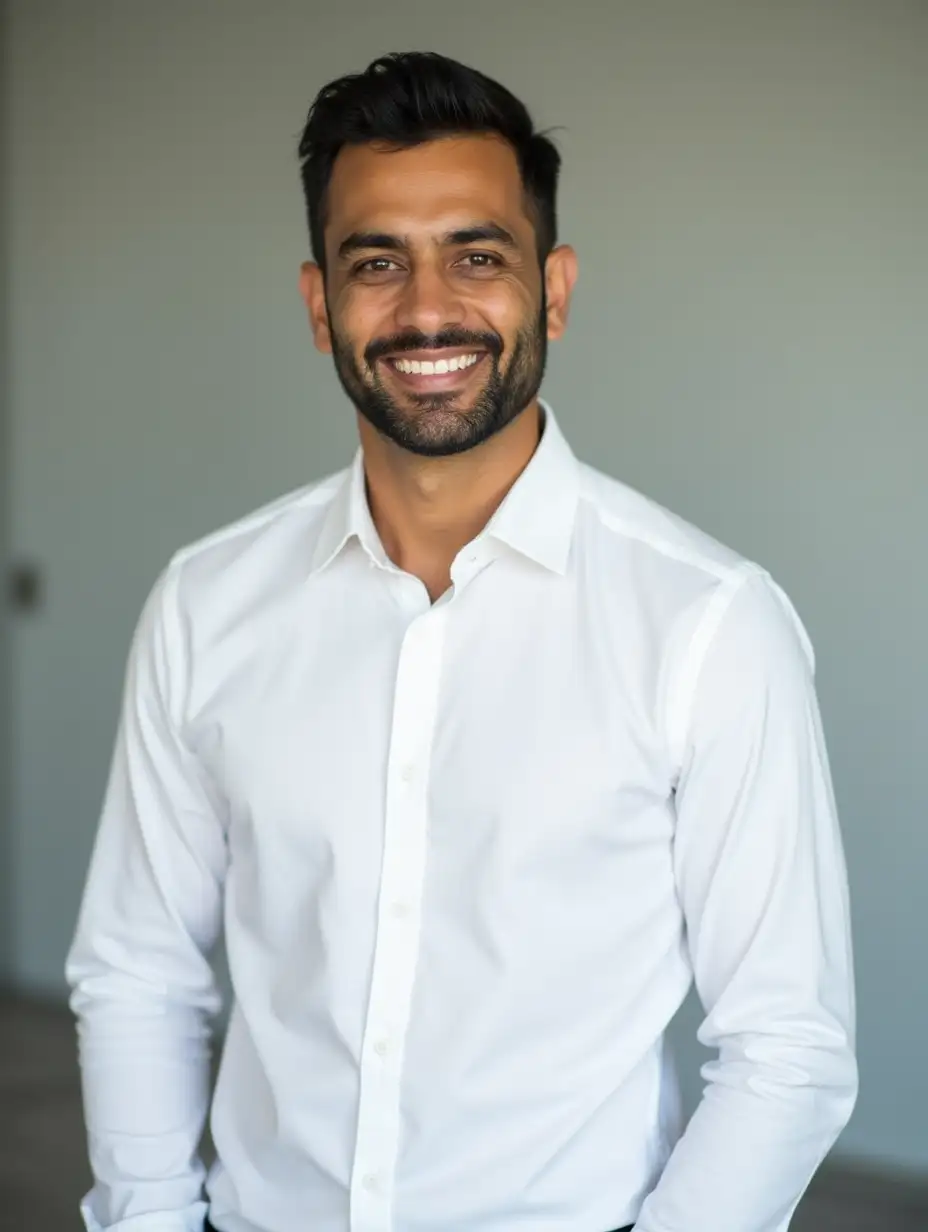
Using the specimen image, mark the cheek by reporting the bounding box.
[472,281,536,336]
[336,290,394,351]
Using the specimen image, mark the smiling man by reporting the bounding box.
[67,52,857,1232]
[298,107,575,601]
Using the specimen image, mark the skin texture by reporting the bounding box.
[300,134,578,600]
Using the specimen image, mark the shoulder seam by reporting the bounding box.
[158,551,191,732]
[168,473,345,569]
[665,561,766,771]
[581,494,745,583]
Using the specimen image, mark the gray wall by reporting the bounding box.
[4,0,926,1177]
[0,0,12,985]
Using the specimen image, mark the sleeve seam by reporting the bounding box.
[666,561,765,773]
[159,555,194,742]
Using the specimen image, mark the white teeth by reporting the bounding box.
[392,353,479,375]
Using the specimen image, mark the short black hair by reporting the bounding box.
[297,51,561,272]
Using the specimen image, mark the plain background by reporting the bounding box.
[1,0,925,1180]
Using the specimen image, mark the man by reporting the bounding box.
[67,51,857,1232]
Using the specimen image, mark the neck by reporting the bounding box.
[358,401,543,601]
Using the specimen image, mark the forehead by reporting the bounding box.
[325,134,531,243]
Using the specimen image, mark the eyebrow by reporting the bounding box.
[446,223,518,249]
[336,221,519,262]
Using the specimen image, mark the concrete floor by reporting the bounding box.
[2,994,926,1232]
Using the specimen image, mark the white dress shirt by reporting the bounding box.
[67,404,857,1232]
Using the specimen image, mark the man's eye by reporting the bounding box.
[459,252,502,269]
[357,258,401,274]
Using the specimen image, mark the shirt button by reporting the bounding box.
[400,762,416,783]
[373,1039,389,1058]
[362,1173,380,1193]
[390,901,410,919]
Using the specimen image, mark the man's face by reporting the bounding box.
[301,135,576,457]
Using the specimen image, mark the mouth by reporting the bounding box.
[376,348,489,393]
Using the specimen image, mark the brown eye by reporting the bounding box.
[356,258,402,275]
[456,252,504,275]
[461,253,501,268]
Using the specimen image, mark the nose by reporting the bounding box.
[392,260,466,337]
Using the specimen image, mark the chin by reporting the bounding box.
[405,394,481,416]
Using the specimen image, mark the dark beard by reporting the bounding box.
[328,302,548,458]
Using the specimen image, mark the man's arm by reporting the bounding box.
[636,569,857,1232]
[66,561,227,1232]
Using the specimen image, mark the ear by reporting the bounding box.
[299,262,332,354]
[543,245,578,341]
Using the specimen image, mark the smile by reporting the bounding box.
[390,352,481,376]
[378,348,489,391]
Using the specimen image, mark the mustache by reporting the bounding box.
[365,328,503,366]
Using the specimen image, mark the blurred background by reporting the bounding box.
[1,1,925,1229]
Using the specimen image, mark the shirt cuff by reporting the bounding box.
[80,1195,209,1232]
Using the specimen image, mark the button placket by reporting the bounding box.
[348,605,448,1232]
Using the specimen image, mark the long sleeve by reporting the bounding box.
[65,561,228,1232]
[636,569,858,1232]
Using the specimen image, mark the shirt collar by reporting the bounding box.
[310,445,385,574]
[482,403,580,575]
[310,401,580,577]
